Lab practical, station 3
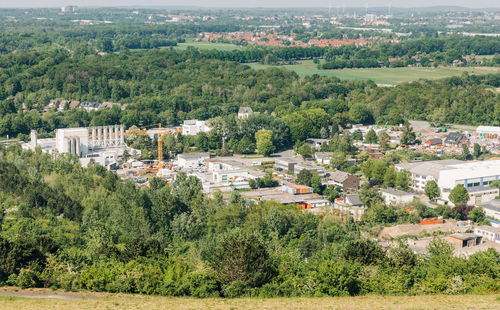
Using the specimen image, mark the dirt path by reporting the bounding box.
[0,287,103,300]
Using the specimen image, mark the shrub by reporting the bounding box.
[185,270,220,298]
[16,268,40,288]
[222,280,247,298]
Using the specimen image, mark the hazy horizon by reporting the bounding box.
[1,1,499,9]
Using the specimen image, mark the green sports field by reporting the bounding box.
[247,60,500,85]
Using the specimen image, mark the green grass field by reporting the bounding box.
[174,39,243,51]
[248,60,500,85]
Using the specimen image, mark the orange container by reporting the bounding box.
[420,219,444,225]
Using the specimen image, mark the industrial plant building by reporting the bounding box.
[396,159,500,206]
[24,125,136,169]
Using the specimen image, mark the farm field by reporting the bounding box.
[0,288,499,310]
[247,60,500,85]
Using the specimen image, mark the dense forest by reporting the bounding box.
[0,145,499,297]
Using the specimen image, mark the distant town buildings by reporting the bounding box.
[198,32,372,48]
[61,5,78,13]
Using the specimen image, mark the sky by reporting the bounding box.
[0,1,499,9]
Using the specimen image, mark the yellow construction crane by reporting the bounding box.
[126,123,181,171]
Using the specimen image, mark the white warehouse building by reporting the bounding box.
[476,126,500,136]
[181,120,211,136]
[396,159,500,206]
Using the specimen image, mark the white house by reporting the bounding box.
[305,138,329,150]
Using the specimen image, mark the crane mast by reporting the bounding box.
[157,123,163,168]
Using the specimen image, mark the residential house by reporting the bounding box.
[444,132,468,146]
[334,194,365,220]
[69,101,80,109]
[328,170,360,191]
[425,138,443,147]
[344,194,363,207]
[237,107,253,119]
[79,101,101,112]
[101,102,120,109]
[305,138,329,150]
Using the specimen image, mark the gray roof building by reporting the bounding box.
[396,159,463,180]
[345,194,363,207]
[444,132,467,145]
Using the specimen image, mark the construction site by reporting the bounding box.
[22,123,181,173]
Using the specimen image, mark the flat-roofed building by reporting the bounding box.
[181,120,211,136]
[176,152,210,169]
[315,152,333,165]
[476,199,500,219]
[474,226,500,243]
[379,188,415,205]
[396,159,500,206]
[448,233,482,248]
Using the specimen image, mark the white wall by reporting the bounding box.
[56,128,89,156]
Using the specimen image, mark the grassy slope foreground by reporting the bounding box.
[248,60,500,85]
[0,289,498,310]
